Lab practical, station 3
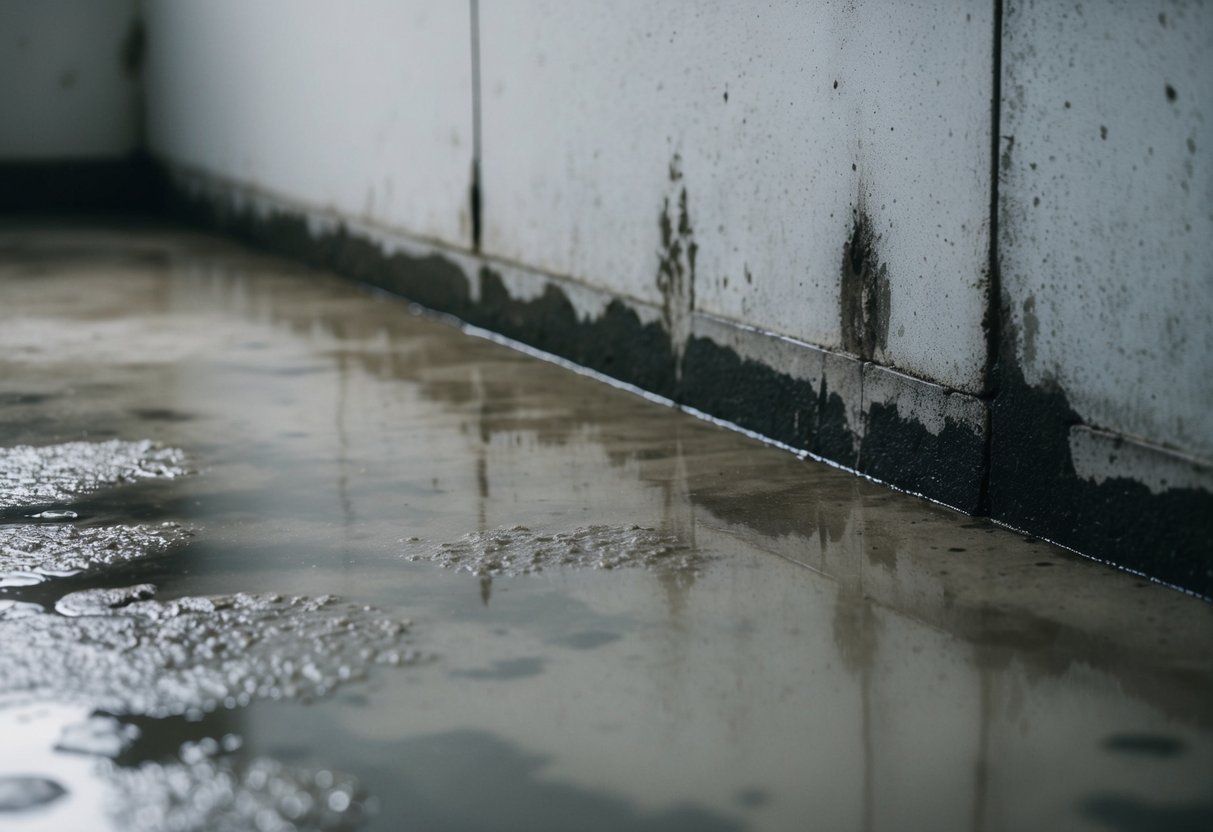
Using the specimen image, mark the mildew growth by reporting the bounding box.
[839,212,891,361]
[0,522,191,588]
[0,440,188,509]
[405,524,704,577]
[656,153,697,370]
[0,586,416,717]
[102,740,367,832]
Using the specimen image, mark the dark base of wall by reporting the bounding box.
[160,171,990,517]
[0,155,163,214]
[990,359,1213,597]
[3,159,1206,598]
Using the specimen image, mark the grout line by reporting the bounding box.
[978,0,1005,516]
[468,0,483,251]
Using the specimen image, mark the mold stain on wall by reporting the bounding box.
[656,153,697,373]
[839,207,890,362]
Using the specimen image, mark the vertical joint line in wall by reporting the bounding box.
[469,0,483,251]
[978,0,1005,516]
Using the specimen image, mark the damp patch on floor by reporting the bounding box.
[0,440,189,510]
[0,585,417,717]
[404,524,706,577]
[0,522,191,588]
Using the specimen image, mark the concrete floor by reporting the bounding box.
[0,222,1210,832]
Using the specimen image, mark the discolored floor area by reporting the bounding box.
[1,222,1210,832]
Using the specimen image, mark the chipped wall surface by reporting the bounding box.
[479,0,994,394]
[142,0,474,249]
[1000,0,1213,460]
[0,0,141,159]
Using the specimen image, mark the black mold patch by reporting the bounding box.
[990,333,1213,598]
[840,212,890,361]
[655,154,697,365]
[860,402,986,512]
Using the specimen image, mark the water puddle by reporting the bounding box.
[1,225,1210,832]
[405,524,704,576]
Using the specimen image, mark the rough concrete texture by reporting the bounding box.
[479,0,994,394]
[994,0,1213,591]
[2,1,1211,591]
[1000,0,1213,459]
[0,225,1209,832]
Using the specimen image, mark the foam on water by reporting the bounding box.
[0,440,188,509]
[0,523,191,588]
[55,716,141,758]
[0,585,417,717]
[102,740,367,832]
[406,524,706,577]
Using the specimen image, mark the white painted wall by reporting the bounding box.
[0,0,141,160]
[479,0,994,393]
[1000,0,1213,459]
[143,0,474,249]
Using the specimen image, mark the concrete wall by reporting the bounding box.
[479,1,993,393]
[993,0,1213,591]
[143,0,474,250]
[2,1,1209,594]
[0,0,142,160]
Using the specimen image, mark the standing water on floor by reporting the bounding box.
[0,223,1210,832]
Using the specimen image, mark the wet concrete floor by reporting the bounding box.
[0,221,1210,832]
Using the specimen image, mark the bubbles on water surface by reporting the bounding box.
[405,524,706,577]
[56,716,141,758]
[0,584,418,718]
[102,740,368,832]
[0,523,191,588]
[0,440,188,509]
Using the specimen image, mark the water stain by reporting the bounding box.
[406,524,703,577]
[550,630,622,650]
[452,656,546,681]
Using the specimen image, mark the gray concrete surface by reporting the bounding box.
[0,223,1210,832]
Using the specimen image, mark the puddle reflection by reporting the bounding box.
[0,225,1210,831]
